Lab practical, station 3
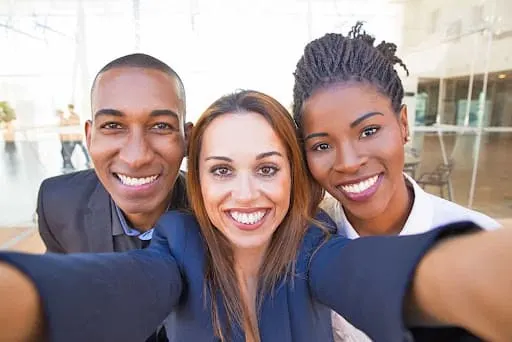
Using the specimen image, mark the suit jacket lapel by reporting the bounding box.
[84,181,114,252]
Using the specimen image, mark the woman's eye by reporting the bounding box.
[313,143,330,151]
[360,127,379,138]
[211,167,232,177]
[258,166,278,177]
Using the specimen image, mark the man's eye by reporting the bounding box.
[152,123,175,130]
[101,122,123,129]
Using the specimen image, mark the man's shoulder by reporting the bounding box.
[169,171,189,210]
[37,169,112,252]
[41,169,98,191]
[39,169,103,205]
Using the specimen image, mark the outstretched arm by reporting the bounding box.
[406,226,512,341]
[0,232,182,342]
[310,221,512,342]
[0,262,44,341]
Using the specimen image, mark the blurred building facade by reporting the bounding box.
[0,0,511,232]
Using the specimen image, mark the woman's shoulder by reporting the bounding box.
[427,193,501,230]
[408,175,501,231]
[319,193,340,220]
[296,210,338,266]
[155,210,201,239]
[158,209,199,226]
[153,210,205,267]
[306,209,336,239]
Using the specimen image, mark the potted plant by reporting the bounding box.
[0,101,16,143]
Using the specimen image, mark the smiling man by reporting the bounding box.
[37,53,192,254]
[37,54,191,341]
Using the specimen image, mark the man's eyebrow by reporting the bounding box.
[149,109,179,119]
[93,109,180,120]
[94,108,124,118]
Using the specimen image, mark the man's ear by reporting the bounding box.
[184,122,194,156]
[85,120,93,151]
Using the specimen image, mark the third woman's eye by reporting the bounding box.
[313,143,330,151]
[360,126,379,138]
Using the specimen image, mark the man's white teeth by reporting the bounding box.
[117,174,158,186]
[230,211,266,225]
[340,175,379,194]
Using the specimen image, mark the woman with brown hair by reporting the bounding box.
[1,90,512,342]
[184,88,326,341]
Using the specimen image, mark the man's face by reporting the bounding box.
[86,67,186,220]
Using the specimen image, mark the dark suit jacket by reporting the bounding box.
[0,211,481,342]
[37,169,188,253]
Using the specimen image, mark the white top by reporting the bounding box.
[322,174,501,239]
[323,174,501,342]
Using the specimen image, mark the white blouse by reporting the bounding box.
[322,174,501,341]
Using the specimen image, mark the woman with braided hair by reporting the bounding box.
[292,21,500,341]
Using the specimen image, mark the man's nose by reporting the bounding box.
[118,130,154,169]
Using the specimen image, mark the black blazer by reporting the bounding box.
[37,169,188,253]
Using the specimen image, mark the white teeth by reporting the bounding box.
[229,211,266,225]
[117,174,158,186]
[340,175,379,194]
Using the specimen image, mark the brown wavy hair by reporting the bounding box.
[186,90,323,341]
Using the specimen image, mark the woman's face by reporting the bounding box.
[199,112,291,252]
[301,84,408,222]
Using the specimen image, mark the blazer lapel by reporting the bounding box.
[84,182,114,252]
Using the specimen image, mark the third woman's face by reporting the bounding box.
[301,84,408,222]
[199,112,291,252]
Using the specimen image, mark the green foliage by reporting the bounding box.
[0,101,16,123]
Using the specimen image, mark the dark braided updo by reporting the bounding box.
[292,21,409,130]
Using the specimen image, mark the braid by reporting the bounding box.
[376,41,409,76]
[293,21,409,131]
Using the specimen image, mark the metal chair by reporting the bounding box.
[403,162,420,180]
[416,159,455,200]
[403,147,421,180]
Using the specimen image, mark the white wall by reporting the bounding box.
[402,0,512,78]
[1,0,407,126]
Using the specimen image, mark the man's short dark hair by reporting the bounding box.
[91,53,186,116]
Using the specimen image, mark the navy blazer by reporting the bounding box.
[0,211,479,342]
